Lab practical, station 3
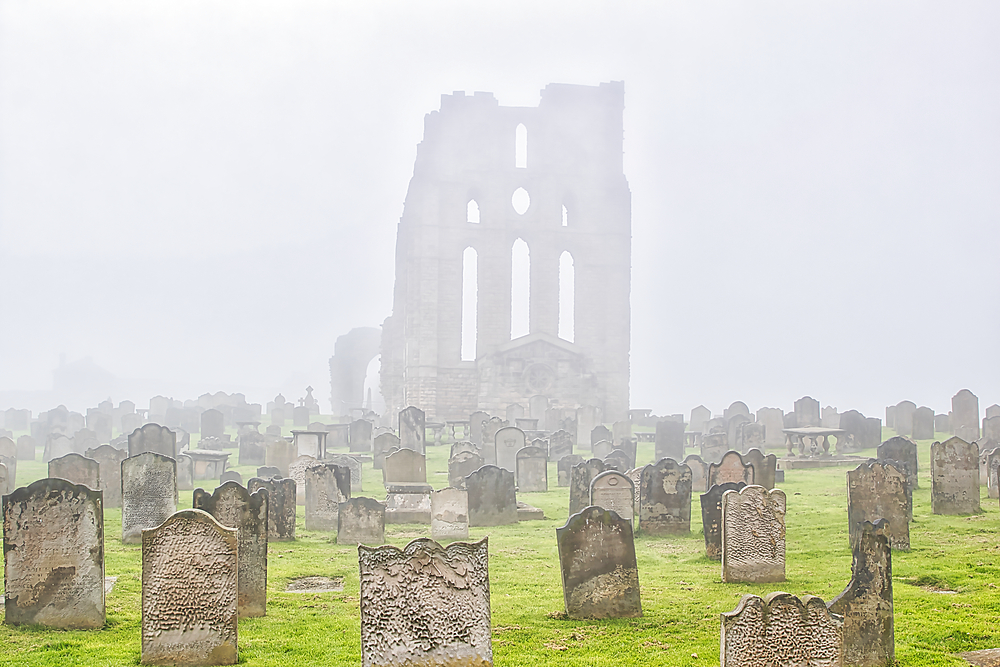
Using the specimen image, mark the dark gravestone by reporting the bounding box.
[912,406,935,440]
[742,448,777,490]
[349,419,374,453]
[838,410,868,453]
[638,458,692,535]
[128,423,176,459]
[684,454,710,492]
[193,481,269,618]
[373,432,400,470]
[828,520,894,667]
[85,445,126,507]
[930,437,980,515]
[794,396,821,427]
[248,476,297,541]
[466,465,517,527]
[612,438,637,470]
[48,452,100,490]
[864,418,882,449]
[220,470,243,485]
[326,454,363,492]
[603,449,631,472]
[548,430,573,461]
[201,409,225,439]
[590,425,612,448]
[256,466,281,478]
[2,478,105,628]
[700,482,747,560]
[952,389,980,443]
[515,445,548,492]
[708,450,754,488]
[848,461,910,551]
[304,463,351,530]
[654,420,685,462]
[121,452,178,544]
[556,506,641,619]
[448,450,484,489]
[569,459,606,516]
[877,436,919,489]
[399,406,426,454]
[885,405,896,429]
[590,470,635,523]
[337,497,385,545]
[557,454,584,487]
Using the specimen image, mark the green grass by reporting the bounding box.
[1,426,998,665]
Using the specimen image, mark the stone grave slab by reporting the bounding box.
[398,406,426,454]
[655,420,685,462]
[590,470,635,523]
[848,460,910,550]
[700,482,747,560]
[247,477,296,541]
[337,497,385,545]
[931,437,980,515]
[515,445,547,492]
[494,426,525,474]
[569,459,606,516]
[122,452,178,544]
[48,452,100,490]
[557,454,584,487]
[722,485,786,583]
[709,450,755,488]
[466,465,517,526]
[86,445,127,507]
[448,450,483,488]
[877,436,919,489]
[684,454,709,492]
[304,462,351,531]
[721,592,842,667]
[741,448,776,489]
[638,458,692,535]
[128,423,176,459]
[327,453,363,492]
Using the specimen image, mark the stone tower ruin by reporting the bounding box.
[380,82,631,422]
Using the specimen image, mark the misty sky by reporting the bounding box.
[1,1,998,418]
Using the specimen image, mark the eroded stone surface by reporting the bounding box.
[431,487,469,541]
[722,485,786,583]
[141,509,237,666]
[709,450,755,488]
[122,453,178,544]
[848,461,910,550]
[569,458,606,516]
[877,436,919,489]
[247,476,296,541]
[86,445,127,507]
[590,470,635,523]
[383,448,427,486]
[3,478,105,629]
[515,445,548,493]
[337,497,385,545]
[700,482,747,560]
[449,450,484,488]
[548,430,573,461]
[556,506,641,619]
[48,452,101,490]
[359,538,492,667]
[721,593,843,667]
[931,437,980,515]
[557,454,584,487]
[0,437,16,494]
[467,465,517,526]
[638,458,692,535]
[304,463,351,531]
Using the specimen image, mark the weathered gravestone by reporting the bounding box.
[727,414,752,454]
[292,406,310,428]
[218,469,242,485]
[556,506,641,619]
[638,458,692,535]
[48,452,100,490]
[494,426,525,474]
[327,454,363,492]
[794,396,822,428]
[838,410,870,453]
[350,419,374,453]
[304,462,351,530]
[912,406,935,440]
[16,434,37,461]
[201,409,225,439]
[828,519,894,667]
[529,395,549,421]
[86,445,127,507]
[141,509,238,666]
[848,460,910,550]
[708,450,755,488]
[43,433,73,463]
[591,424,612,449]
[700,432,728,464]
[469,411,489,448]
[466,465,517,526]
[198,436,225,451]
[337,497,385,545]
[985,415,1000,442]
[247,476,296,541]
[398,406,426,454]
[612,438,637,470]
[877,436,919,489]
[548,429,573,461]
[756,407,785,448]
[74,428,100,454]
[288,455,317,506]
[684,454,710,492]
[292,430,327,460]
[122,452,178,544]
[265,437,295,477]
[431,487,469,541]
[592,439,613,462]
[654,420,684,462]
[590,470,635,523]
[936,413,951,434]
[569,459,606,516]
[383,448,431,524]
[2,478,105,628]
[984,448,1000,500]
[373,432,400,470]
[237,428,266,466]
[359,538,492,667]
[722,485,786,583]
[557,454,584,487]
[894,400,916,437]
[689,405,711,434]
[505,403,525,423]
[700,482,747,560]
[740,422,766,454]
[128,423,176,459]
[721,593,843,667]
[193,482,269,618]
[952,389,980,443]
[176,453,194,491]
[515,445,547,492]
[742,448,776,490]
[480,417,507,466]
[0,436,17,494]
[930,437,980,515]
[448,450,484,489]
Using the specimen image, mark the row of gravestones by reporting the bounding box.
[886,390,996,442]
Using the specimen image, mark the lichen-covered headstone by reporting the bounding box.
[847,460,910,550]
[128,423,177,459]
[359,538,492,667]
[590,470,635,523]
[684,454,709,492]
[247,476,296,541]
[721,593,843,667]
[304,462,351,531]
[557,454,584,487]
[742,448,776,490]
[398,406,426,455]
[828,520,893,667]
[122,452,178,544]
[877,436,919,489]
[700,482,747,560]
[515,445,547,492]
[722,485,786,583]
[338,497,385,545]
[708,450,755,488]
[86,445,127,507]
[47,452,101,490]
[431,487,469,541]
[141,509,237,666]
[448,450,483,488]
[466,465,517,526]
[556,506,641,619]
[930,437,980,514]
[638,458,692,535]
[569,458,606,516]
[3,478,105,628]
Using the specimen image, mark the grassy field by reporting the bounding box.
[1,426,998,666]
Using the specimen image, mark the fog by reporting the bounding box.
[1,1,997,417]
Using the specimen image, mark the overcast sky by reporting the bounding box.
[1,1,997,418]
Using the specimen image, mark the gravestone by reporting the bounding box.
[193,482,269,618]
[359,538,492,667]
[885,405,896,429]
[304,462,351,530]
[590,470,635,523]
[237,429,266,466]
[603,449,631,472]
[700,482,747,560]
[935,413,951,434]
[399,406,426,454]
[349,419,374,453]
[448,450,484,488]
[557,454,584,487]
[201,409,225,439]
[121,412,142,437]
[988,404,1000,420]
[292,430,327,460]
[265,424,282,436]
[48,452,100,490]
[0,436,16,494]
[700,432,728,463]
[431,487,469,541]
[383,448,432,524]
[722,485,786,583]
[794,396,821,427]
[293,406,310,427]
[43,433,73,463]
[556,506,641,619]
[877,436,919,489]
[337,497,385,545]
[742,448,776,490]
[894,400,916,436]
[984,448,1000,500]
[756,407,785,448]
[383,448,427,486]
[122,452,177,544]
[466,465,517,526]
[822,405,840,428]
[469,411,489,448]
[952,389,980,443]
[141,509,238,666]
[494,426,526,474]
[373,432,400,470]
[721,593,843,667]
[708,450,755,488]
[984,415,1000,442]
[529,394,548,420]
[198,436,225,451]
[74,428,100,453]
[725,401,751,420]
[689,405,711,434]
[515,445,548,492]
[848,460,910,550]
[740,422,765,454]
[247,476,296,541]
[2,478,105,628]
[828,520,894,667]
[176,453,194,491]
[569,459,606,516]
[930,437,980,515]
[450,440,478,458]
[265,437,295,477]
[591,424,612,448]
[838,410,869,453]
[576,405,600,451]
[592,439,613,462]
[128,423,176,459]
[654,420,685,462]
[220,470,243,485]
[548,429,573,461]
[327,453,363,492]
[256,466,281,478]
[684,454,710,492]
[612,420,632,446]
[481,417,507,466]
[912,406,935,440]
[612,438,637,469]
[505,403,525,423]
[727,414,752,454]
[638,458,692,535]
[16,434,37,461]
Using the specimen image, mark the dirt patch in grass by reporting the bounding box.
[285,576,344,593]
[960,648,1000,667]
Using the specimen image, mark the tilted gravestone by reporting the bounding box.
[722,485,786,583]
[431,487,469,541]
[398,406,426,454]
[304,462,351,531]
[828,519,894,667]
[466,465,517,526]
[721,593,843,667]
[877,436,919,489]
[373,432,400,470]
[128,423,177,459]
[448,450,484,488]
[494,426,526,474]
[590,470,635,523]
[708,450,755,488]
[654,420,685,462]
[700,482,747,560]
[247,476,296,541]
[952,389,980,443]
[86,445,127,507]
[349,419,374,453]
[326,453,363,492]
[557,454,584,487]
[193,481,269,618]
[122,452,178,544]
[569,459,606,516]
[741,448,776,490]
[337,497,385,546]
[638,458,692,535]
[48,452,101,490]
[3,478,105,628]
[684,454,710,492]
[847,460,910,551]
[141,509,238,666]
[548,429,573,461]
[515,445,548,492]
[556,506,641,619]
[359,538,492,667]
[930,437,980,515]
